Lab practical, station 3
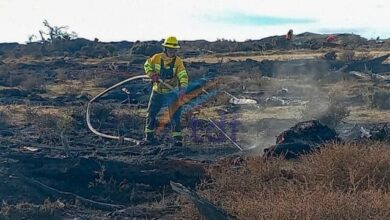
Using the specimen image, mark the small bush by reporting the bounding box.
[130,41,162,56]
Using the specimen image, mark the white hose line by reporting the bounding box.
[86,75,149,145]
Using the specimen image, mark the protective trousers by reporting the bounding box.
[145,91,182,138]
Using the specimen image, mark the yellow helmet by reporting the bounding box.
[162,36,180,49]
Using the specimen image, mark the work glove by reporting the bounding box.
[178,87,186,102]
[149,72,159,83]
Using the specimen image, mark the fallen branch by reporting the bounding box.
[21,175,125,211]
[171,181,236,220]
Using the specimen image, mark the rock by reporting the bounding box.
[340,123,390,142]
[369,124,390,141]
[265,96,287,106]
[229,98,257,105]
[264,120,338,159]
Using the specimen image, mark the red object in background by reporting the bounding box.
[326,35,337,42]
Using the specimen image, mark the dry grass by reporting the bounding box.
[195,106,304,123]
[346,107,390,123]
[186,50,326,63]
[338,50,356,61]
[0,105,73,127]
[1,199,65,219]
[186,50,390,64]
[176,141,390,219]
[46,79,104,97]
[324,80,366,97]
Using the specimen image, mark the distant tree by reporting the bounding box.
[30,19,78,43]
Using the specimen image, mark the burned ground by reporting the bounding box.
[0,34,390,219]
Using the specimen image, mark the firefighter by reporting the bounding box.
[143,36,189,146]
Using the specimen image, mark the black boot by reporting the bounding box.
[143,133,158,145]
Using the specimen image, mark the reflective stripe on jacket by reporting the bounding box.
[144,53,188,93]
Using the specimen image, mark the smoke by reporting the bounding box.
[231,59,335,155]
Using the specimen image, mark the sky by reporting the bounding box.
[1,0,389,43]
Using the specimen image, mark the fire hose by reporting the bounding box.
[86,75,147,145]
[86,75,243,150]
